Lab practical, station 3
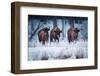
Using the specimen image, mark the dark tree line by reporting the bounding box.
[28,16,49,41]
[28,15,88,41]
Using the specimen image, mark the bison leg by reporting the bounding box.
[56,36,59,42]
[42,40,45,45]
[67,31,71,43]
[38,38,41,42]
[38,33,42,42]
[53,35,59,42]
[50,36,53,42]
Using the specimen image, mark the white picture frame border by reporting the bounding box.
[20,6,95,70]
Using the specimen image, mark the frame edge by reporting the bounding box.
[11,2,98,74]
[11,2,16,73]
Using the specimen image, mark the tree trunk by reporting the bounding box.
[53,17,57,27]
[62,18,66,39]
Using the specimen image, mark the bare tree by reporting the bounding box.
[29,19,48,41]
[62,18,67,39]
[53,17,57,27]
[62,18,65,39]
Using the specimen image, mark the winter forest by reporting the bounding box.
[28,15,88,61]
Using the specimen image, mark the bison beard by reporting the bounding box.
[38,28,49,45]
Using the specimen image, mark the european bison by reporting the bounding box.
[50,26,62,42]
[67,25,80,43]
[38,27,50,45]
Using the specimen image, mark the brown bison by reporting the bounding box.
[50,26,62,42]
[67,25,80,43]
[38,27,50,45]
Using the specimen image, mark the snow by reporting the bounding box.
[28,39,88,61]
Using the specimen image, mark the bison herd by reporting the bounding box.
[38,25,80,45]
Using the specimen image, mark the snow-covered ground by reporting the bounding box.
[28,39,88,61]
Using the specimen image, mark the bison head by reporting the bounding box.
[54,27,62,37]
[75,28,80,33]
